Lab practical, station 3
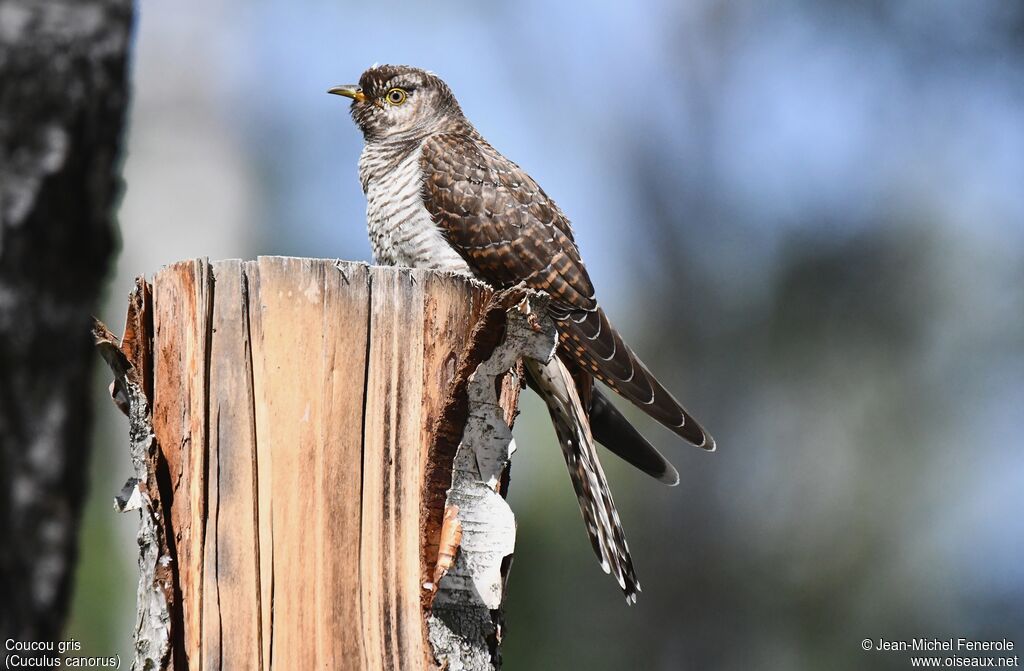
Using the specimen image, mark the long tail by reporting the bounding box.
[589,388,679,486]
[527,370,680,486]
[524,356,640,603]
[557,307,716,451]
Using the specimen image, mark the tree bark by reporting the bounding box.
[96,258,556,671]
[0,0,133,656]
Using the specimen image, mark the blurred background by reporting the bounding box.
[78,0,1024,669]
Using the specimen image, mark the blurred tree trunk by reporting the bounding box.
[0,0,134,655]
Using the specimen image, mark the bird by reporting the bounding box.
[329,65,714,603]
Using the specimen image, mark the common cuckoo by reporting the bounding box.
[329,64,714,602]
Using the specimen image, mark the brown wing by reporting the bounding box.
[420,132,596,314]
[420,132,714,450]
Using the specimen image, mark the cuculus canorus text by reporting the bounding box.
[329,64,714,603]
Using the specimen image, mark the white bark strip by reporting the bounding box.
[428,295,557,671]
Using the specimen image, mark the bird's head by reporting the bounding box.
[329,65,463,143]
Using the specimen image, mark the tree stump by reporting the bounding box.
[94,257,556,671]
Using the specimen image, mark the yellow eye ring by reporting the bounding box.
[385,88,408,105]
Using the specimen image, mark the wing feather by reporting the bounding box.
[420,132,714,450]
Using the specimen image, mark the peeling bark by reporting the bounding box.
[94,280,175,671]
[427,289,557,671]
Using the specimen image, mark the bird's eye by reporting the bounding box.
[385,88,408,105]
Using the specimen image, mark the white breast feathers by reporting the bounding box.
[359,141,473,276]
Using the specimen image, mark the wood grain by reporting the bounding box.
[203,260,261,670]
[143,257,511,670]
[153,259,212,670]
[316,261,371,669]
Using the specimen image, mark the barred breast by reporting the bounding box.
[358,140,474,275]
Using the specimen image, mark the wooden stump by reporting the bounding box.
[95,257,557,671]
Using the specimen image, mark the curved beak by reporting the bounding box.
[327,85,366,103]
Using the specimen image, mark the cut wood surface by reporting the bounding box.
[99,256,555,671]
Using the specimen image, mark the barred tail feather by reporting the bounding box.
[559,307,716,451]
[524,356,640,603]
[589,388,680,486]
